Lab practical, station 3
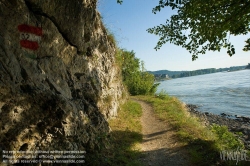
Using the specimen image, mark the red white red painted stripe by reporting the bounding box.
[17,24,42,50]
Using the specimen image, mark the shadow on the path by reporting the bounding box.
[85,130,143,166]
[139,146,190,166]
[86,130,250,166]
[140,138,250,166]
[144,129,171,139]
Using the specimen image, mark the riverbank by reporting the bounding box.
[88,95,249,165]
[134,94,250,165]
[186,104,250,150]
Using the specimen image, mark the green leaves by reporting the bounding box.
[243,38,250,51]
[116,0,123,4]
[119,49,158,95]
[148,0,250,60]
[153,0,182,13]
[211,124,244,150]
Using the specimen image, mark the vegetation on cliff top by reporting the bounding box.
[115,49,159,96]
[105,26,158,96]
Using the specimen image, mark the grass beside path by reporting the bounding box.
[108,100,143,165]
[86,100,143,166]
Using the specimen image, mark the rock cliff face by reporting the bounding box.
[0,0,125,156]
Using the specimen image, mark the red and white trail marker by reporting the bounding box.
[17,24,43,50]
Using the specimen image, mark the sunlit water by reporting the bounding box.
[157,70,250,117]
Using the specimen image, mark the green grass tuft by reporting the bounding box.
[85,100,143,166]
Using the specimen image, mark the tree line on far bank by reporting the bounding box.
[153,65,246,80]
[172,66,246,78]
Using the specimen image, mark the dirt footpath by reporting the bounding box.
[134,99,191,166]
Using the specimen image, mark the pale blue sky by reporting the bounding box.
[98,0,250,71]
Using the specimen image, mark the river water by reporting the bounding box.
[157,70,250,117]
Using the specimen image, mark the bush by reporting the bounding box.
[211,124,244,150]
[119,49,159,95]
[155,89,169,100]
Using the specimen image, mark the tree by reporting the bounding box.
[118,49,159,95]
[117,0,250,60]
[120,50,140,82]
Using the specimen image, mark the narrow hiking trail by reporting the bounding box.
[133,99,191,166]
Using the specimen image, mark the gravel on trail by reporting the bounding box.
[133,99,192,166]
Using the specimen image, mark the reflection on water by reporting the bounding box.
[157,70,250,117]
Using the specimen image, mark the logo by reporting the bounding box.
[220,147,249,165]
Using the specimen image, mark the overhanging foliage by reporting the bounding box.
[147,0,250,60]
[117,0,250,60]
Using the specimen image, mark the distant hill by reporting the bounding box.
[149,65,247,80]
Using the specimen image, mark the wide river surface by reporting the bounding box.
[157,70,250,117]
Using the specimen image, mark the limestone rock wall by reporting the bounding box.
[0,0,125,155]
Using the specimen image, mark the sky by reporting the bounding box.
[97,0,250,71]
